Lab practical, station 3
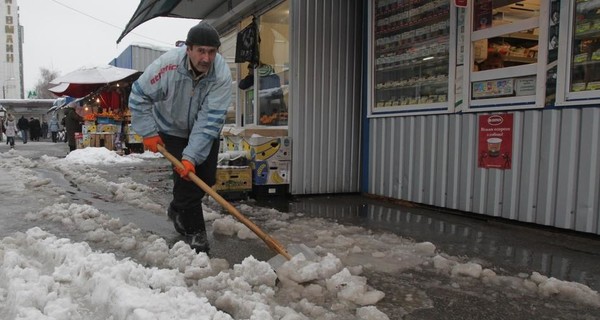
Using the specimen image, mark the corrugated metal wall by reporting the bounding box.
[110,45,168,72]
[130,46,169,72]
[290,0,363,195]
[368,108,600,235]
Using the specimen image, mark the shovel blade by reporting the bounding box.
[267,243,318,270]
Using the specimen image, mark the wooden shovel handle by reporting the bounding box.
[157,144,292,260]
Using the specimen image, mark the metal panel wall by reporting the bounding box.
[130,46,168,72]
[368,108,600,235]
[290,0,363,195]
[111,45,168,72]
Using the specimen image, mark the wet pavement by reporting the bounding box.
[287,195,600,292]
[3,141,600,319]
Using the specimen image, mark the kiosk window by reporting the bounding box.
[471,0,541,101]
[372,0,451,111]
[570,1,600,92]
[239,1,290,127]
[472,1,540,70]
[554,0,600,105]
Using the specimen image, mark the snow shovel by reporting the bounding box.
[157,145,295,264]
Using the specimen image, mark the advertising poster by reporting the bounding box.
[478,113,513,169]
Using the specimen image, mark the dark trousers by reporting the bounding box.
[20,130,27,143]
[51,131,58,143]
[160,132,219,234]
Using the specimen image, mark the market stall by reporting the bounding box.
[49,65,143,153]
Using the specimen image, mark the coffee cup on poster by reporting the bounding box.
[487,137,502,157]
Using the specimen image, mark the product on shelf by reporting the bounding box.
[373,0,450,109]
[571,2,600,92]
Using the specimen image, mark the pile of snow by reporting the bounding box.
[1,147,599,319]
[430,254,600,307]
[0,227,229,320]
[17,200,388,319]
[65,147,146,165]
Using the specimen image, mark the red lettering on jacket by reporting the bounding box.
[150,64,178,85]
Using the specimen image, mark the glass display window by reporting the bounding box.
[556,0,600,105]
[238,1,290,126]
[466,0,548,109]
[369,0,453,116]
[219,30,239,125]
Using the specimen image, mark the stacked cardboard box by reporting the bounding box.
[246,136,291,185]
[75,133,84,149]
[81,121,96,148]
[213,166,252,192]
[220,127,291,197]
[90,133,115,150]
[125,124,143,144]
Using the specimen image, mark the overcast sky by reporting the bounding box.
[18,0,200,92]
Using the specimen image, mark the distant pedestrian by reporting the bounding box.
[30,117,41,141]
[0,117,4,143]
[64,107,83,152]
[41,120,48,139]
[4,114,17,149]
[17,115,29,143]
[49,116,60,143]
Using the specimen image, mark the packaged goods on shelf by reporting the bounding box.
[373,0,450,108]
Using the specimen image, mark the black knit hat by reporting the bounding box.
[186,21,221,47]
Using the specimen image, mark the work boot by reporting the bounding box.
[188,232,210,254]
[167,205,186,235]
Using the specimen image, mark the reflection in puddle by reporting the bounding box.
[290,196,600,291]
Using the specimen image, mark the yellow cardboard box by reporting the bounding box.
[246,136,292,161]
[213,166,252,192]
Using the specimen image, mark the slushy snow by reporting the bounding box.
[0,146,598,319]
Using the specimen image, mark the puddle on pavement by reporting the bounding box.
[287,195,600,292]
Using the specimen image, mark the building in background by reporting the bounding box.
[118,0,600,238]
[109,43,169,72]
[1,0,24,99]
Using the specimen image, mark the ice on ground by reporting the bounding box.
[2,146,600,319]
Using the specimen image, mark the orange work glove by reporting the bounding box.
[143,135,164,153]
[175,160,196,180]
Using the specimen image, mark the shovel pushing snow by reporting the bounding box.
[158,145,316,268]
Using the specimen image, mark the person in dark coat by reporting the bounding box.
[16,115,29,143]
[41,120,49,139]
[0,116,4,143]
[64,107,83,152]
[30,117,41,141]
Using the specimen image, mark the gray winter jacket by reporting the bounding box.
[128,46,232,165]
[49,118,60,132]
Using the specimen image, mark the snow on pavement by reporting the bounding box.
[0,147,599,319]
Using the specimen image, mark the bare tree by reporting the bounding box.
[33,68,60,99]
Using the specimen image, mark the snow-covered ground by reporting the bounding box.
[1,145,599,319]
